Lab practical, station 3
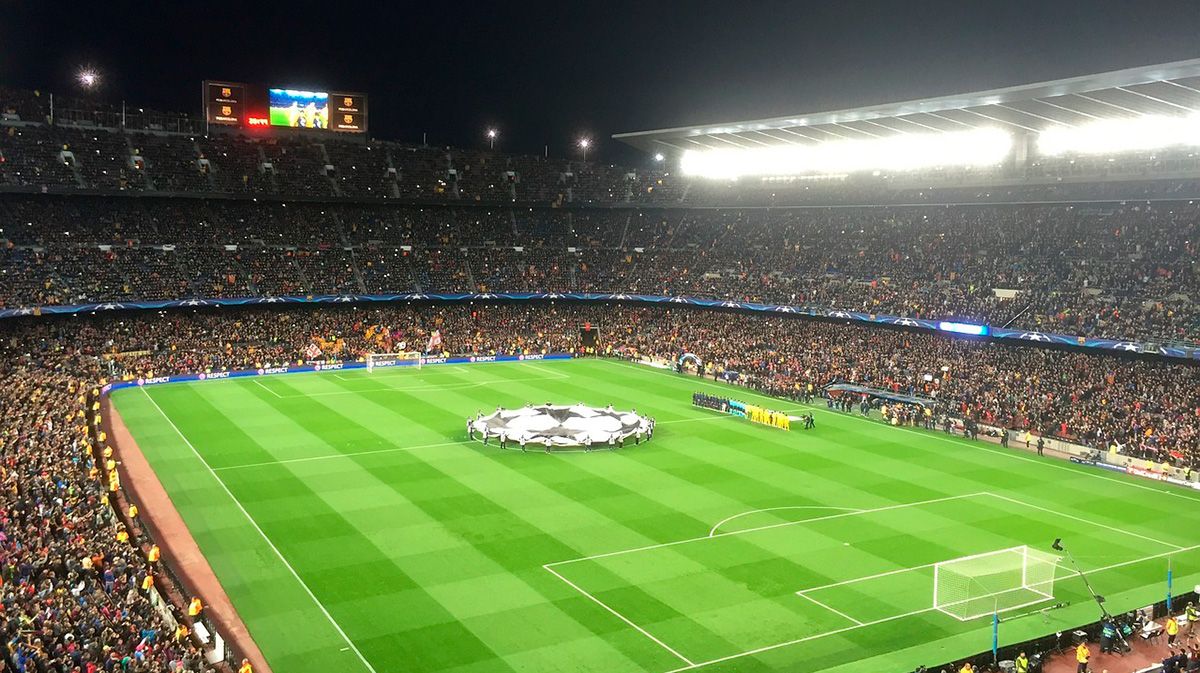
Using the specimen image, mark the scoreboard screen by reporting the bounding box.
[269,88,367,133]
[204,81,366,133]
[269,89,329,129]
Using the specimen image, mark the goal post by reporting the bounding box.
[933,546,1059,621]
[365,352,423,371]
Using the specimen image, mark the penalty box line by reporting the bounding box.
[545,492,990,568]
[543,493,987,668]
[543,564,695,667]
[679,541,1200,673]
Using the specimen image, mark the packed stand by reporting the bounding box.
[4,302,1199,473]
[0,338,221,670]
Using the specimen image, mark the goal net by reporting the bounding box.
[366,352,422,371]
[933,546,1059,621]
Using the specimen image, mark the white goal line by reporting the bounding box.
[674,540,1200,673]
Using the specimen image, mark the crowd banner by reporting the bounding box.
[100,352,573,395]
[4,292,1196,362]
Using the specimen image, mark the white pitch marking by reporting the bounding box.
[613,359,1200,505]
[795,592,864,626]
[212,439,478,471]
[250,378,284,399]
[546,492,986,567]
[543,564,694,666]
[660,541,1200,673]
[982,491,1185,550]
[708,506,865,537]
[139,388,379,673]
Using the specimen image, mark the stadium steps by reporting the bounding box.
[462,245,478,290]
[383,148,402,198]
[193,138,219,192]
[123,134,154,191]
[314,142,343,197]
[257,144,279,195]
[348,248,368,293]
[290,255,313,294]
[65,152,88,189]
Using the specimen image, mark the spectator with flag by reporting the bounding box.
[426,329,443,354]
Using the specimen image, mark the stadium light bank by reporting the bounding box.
[679,128,1012,180]
[1039,113,1200,156]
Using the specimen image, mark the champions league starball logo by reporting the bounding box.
[469,404,652,449]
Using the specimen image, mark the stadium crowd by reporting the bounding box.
[0,301,1197,669]
[5,84,1200,208]
[0,347,215,671]
[2,80,1200,672]
[4,302,1197,472]
[1,197,1197,344]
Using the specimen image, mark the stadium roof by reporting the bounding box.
[614,58,1200,154]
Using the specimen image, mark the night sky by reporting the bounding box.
[3,1,1199,162]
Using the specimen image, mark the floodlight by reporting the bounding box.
[680,128,1012,179]
[654,152,665,162]
[77,69,100,89]
[1038,114,1200,156]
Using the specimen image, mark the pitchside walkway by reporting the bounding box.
[1042,623,1186,673]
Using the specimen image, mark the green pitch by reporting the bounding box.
[111,359,1200,673]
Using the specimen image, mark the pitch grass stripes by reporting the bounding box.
[660,541,1200,673]
[546,490,1190,668]
[113,359,1200,673]
[543,564,696,666]
[648,359,1200,505]
[545,493,988,567]
[138,388,379,673]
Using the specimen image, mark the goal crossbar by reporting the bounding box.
[932,545,1058,621]
[366,352,423,370]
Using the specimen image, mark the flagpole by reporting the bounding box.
[992,603,999,664]
[1167,557,1173,612]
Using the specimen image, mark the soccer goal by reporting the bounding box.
[366,352,423,372]
[932,546,1059,621]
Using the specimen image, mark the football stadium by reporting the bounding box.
[3,7,1200,673]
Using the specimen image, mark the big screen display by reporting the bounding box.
[268,89,330,129]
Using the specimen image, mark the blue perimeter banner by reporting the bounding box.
[5,291,1195,362]
[100,352,573,395]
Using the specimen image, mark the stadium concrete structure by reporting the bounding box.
[616,58,1200,184]
[0,61,1199,673]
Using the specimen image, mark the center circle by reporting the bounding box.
[468,404,654,451]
